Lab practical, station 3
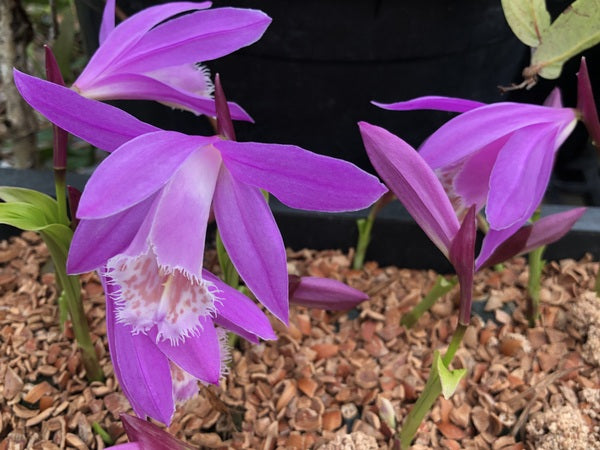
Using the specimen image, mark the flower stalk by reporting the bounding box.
[527,208,545,326]
[353,192,394,270]
[400,275,457,328]
[398,323,467,449]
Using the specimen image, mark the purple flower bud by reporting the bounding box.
[289,275,368,310]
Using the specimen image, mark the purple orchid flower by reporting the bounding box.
[371,60,599,253]
[71,0,271,120]
[102,269,275,425]
[359,122,585,325]
[14,70,386,327]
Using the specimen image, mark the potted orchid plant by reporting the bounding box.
[1,0,599,448]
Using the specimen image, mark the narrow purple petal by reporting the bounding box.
[213,167,289,323]
[120,414,194,450]
[77,132,211,219]
[486,124,560,230]
[475,222,522,271]
[203,270,277,342]
[67,194,157,274]
[104,277,174,424]
[77,72,252,121]
[358,121,459,256]
[419,102,576,170]
[544,87,563,108]
[149,147,221,276]
[99,0,116,45]
[577,58,600,149]
[13,70,158,152]
[118,8,271,73]
[449,206,476,326]
[477,208,585,269]
[76,2,212,87]
[373,96,485,113]
[151,318,221,385]
[449,136,509,217]
[216,140,387,212]
[289,275,368,310]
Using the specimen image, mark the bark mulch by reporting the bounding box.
[1,232,599,449]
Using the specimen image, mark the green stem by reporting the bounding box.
[399,324,467,449]
[53,168,68,226]
[527,208,545,327]
[92,422,113,445]
[401,276,457,328]
[353,206,377,270]
[53,259,104,381]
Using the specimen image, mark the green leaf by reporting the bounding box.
[0,186,59,224]
[532,0,600,79]
[0,202,52,231]
[434,351,467,400]
[502,0,551,47]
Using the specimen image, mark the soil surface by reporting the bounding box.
[1,232,599,449]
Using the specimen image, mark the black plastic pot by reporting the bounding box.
[2,168,600,272]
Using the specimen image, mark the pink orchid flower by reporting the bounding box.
[72,0,271,120]
[359,122,585,325]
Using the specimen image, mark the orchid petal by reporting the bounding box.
[203,270,277,342]
[477,208,586,269]
[13,70,158,152]
[289,276,368,310]
[475,223,522,271]
[448,136,509,218]
[104,279,174,424]
[449,206,476,326]
[577,58,600,149]
[76,72,252,121]
[213,167,288,323]
[152,318,221,385]
[67,194,158,274]
[77,132,212,219]
[120,414,194,450]
[76,2,212,87]
[99,0,116,45]
[216,140,387,212]
[358,121,459,256]
[373,96,485,113]
[486,124,560,230]
[149,147,221,276]
[419,102,577,170]
[544,87,563,108]
[118,8,271,73]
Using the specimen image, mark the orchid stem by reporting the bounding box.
[527,208,545,327]
[353,193,394,270]
[398,323,467,449]
[401,276,457,328]
[49,250,103,381]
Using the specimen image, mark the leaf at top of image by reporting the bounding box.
[501,0,551,47]
[531,0,600,79]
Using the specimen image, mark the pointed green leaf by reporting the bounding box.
[502,0,551,47]
[434,351,467,399]
[532,0,600,79]
[0,186,59,224]
[0,202,52,231]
